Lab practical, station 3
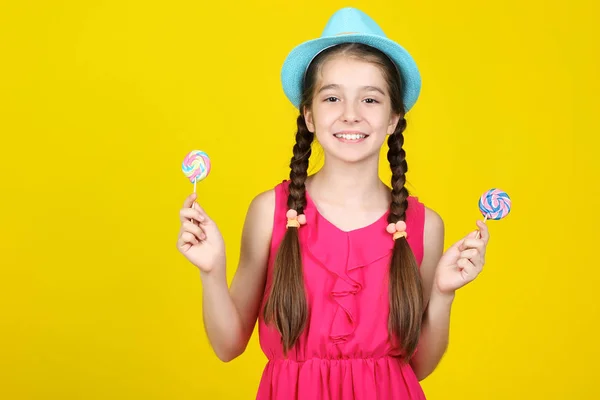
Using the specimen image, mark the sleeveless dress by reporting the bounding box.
[256,180,427,400]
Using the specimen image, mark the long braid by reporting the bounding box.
[387,116,424,359]
[288,115,313,213]
[387,117,409,222]
[263,114,314,356]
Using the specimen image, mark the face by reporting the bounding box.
[304,56,400,164]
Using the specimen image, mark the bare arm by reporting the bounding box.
[409,207,450,380]
[410,208,491,380]
[199,189,275,362]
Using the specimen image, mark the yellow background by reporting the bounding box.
[1,0,599,398]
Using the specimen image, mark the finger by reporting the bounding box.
[460,249,479,260]
[460,249,485,269]
[459,238,485,252]
[457,257,474,269]
[446,237,466,254]
[192,202,212,223]
[180,231,200,246]
[177,234,192,249]
[466,229,480,240]
[476,220,490,243]
[182,221,206,241]
[457,258,478,278]
[180,208,205,224]
[183,193,197,209]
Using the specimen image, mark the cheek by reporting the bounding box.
[367,109,392,128]
[312,108,338,128]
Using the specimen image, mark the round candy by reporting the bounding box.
[478,189,511,220]
[182,150,211,183]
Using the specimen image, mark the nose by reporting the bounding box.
[341,101,361,123]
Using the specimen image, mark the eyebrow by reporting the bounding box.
[317,84,386,96]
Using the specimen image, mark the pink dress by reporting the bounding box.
[256,180,427,399]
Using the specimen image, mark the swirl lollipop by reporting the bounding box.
[476,188,511,238]
[182,150,211,193]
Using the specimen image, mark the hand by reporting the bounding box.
[176,193,226,274]
[434,221,490,297]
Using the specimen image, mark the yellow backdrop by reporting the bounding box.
[1,0,599,398]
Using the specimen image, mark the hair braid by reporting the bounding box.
[386,116,424,359]
[263,114,314,356]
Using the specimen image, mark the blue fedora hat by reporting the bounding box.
[281,7,421,113]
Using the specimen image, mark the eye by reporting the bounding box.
[325,96,339,102]
[364,98,379,104]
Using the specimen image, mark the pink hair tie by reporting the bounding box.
[386,220,407,240]
[286,209,307,229]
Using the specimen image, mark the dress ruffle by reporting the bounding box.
[256,180,428,399]
[302,190,395,345]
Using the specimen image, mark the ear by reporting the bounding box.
[303,106,315,133]
[387,113,401,135]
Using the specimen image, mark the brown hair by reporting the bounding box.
[263,43,423,358]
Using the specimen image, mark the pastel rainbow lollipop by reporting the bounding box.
[476,188,511,239]
[182,150,211,193]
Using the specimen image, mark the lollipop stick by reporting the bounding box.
[192,178,198,226]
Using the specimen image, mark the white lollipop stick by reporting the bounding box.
[191,177,199,226]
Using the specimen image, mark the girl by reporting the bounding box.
[176,7,489,400]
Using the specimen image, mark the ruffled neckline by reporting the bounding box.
[304,188,390,234]
[300,186,396,345]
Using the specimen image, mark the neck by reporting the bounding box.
[307,155,388,207]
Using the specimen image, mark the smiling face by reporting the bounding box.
[303,55,401,164]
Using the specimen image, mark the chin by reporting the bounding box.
[325,147,380,165]
[319,137,383,164]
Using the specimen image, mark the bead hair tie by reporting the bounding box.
[386,220,407,240]
[286,209,307,229]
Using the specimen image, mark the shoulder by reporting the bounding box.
[407,195,443,234]
[246,179,290,218]
[421,207,444,269]
[424,206,444,238]
[239,189,276,263]
[245,188,276,229]
[423,206,444,257]
[245,179,295,234]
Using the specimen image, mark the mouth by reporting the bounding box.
[333,132,369,143]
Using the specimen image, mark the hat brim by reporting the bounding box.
[281,33,422,113]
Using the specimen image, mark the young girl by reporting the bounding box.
[177,7,489,400]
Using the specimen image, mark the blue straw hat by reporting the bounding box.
[281,7,421,113]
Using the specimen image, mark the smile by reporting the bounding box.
[333,133,369,141]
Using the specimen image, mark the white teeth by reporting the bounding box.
[335,133,366,140]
